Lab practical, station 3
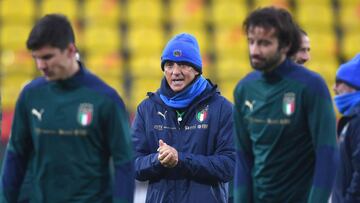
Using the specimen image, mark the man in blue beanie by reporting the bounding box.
[132,33,235,203]
[332,54,360,203]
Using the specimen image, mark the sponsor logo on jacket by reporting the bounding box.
[32,108,44,121]
[245,100,255,111]
[157,110,167,120]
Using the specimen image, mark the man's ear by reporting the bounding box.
[194,68,200,76]
[281,44,290,55]
[67,43,77,57]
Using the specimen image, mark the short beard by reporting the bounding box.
[250,51,283,72]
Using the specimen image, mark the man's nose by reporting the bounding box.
[35,58,47,70]
[302,52,310,61]
[250,44,260,55]
[172,63,182,74]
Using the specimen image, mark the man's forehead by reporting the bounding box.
[301,35,310,45]
[31,45,59,56]
[248,26,277,36]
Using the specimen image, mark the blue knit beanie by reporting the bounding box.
[336,54,360,89]
[161,33,202,73]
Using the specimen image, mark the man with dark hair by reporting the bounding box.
[331,54,360,203]
[293,29,311,65]
[233,7,338,203]
[132,33,235,203]
[0,14,134,203]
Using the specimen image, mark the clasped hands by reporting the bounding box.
[157,139,178,168]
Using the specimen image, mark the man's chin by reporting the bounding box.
[44,76,56,81]
[170,85,185,92]
[251,64,267,71]
[296,60,306,65]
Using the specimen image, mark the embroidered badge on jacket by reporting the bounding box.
[196,105,209,122]
[78,103,93,126]
[283,92,295,116]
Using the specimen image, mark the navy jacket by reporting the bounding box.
[132,83,235,203]
[332,104,360,203]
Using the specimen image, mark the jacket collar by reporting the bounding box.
[50,61,87,90]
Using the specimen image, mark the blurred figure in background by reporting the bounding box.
[233,7,337,203]
[292,29,311,65]
[132,33,235,203]
[0,14,134,203]
[332,54,360,203]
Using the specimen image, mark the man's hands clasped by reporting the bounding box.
[157,139,178,168]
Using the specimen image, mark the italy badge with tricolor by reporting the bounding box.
[78,103,93,126]
[283,92,295,116]
[196,107,208,123]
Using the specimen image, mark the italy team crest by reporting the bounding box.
[283,92,295,116]
[78,103,93,126]
[196,106,208,122]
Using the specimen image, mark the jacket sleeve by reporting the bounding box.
[233,87,253,203]
[132,104,166,181]
[104,97,134,203]
[0,92,32,203]
[304,76,338,203]
[345,119,360,202]
[176,101,236,182]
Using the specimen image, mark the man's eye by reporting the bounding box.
[166,62,174,67]
[42,55,53,60]
[260,41,270,46]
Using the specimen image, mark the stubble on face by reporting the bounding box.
[247,26,287,72]
[249,49,283,72]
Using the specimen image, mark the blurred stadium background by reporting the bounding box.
[3,0,360,141]
[0,0,359,201]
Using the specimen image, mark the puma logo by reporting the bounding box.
[32,108,44,121]
[157,110,167,120]
[245,100,255,111]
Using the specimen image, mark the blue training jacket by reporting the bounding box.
[132,82,235,203]
[332,104,360,203]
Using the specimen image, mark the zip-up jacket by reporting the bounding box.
[233,59,338,203]
[132,82,235,203]
[0,63,134,203]
[332,104,360,203]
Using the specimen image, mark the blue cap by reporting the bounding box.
[336,54,360,89]
[161,33,202,73]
